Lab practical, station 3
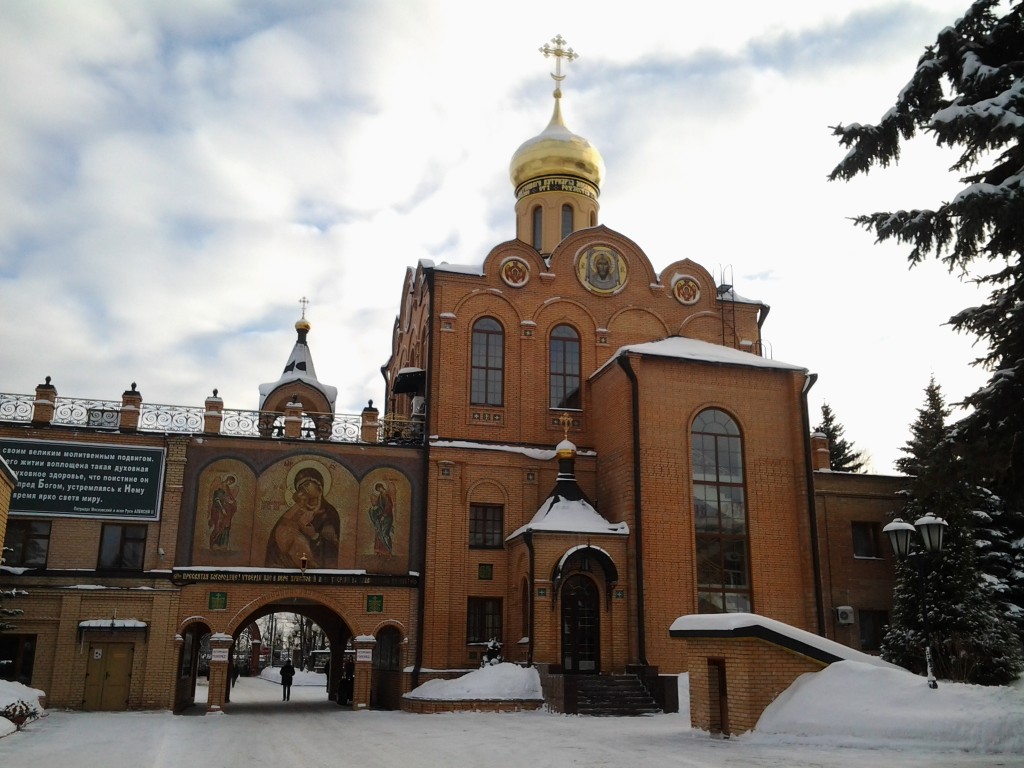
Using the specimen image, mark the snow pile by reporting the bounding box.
[750,660,1024,754]
[0,680,46,738]
[405,663,542,701]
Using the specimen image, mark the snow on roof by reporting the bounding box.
[597,336,807,378]
[507,497,629,540]
[405,663,543,701]
[0,453,16,483]
[432,262,485,276]
[669,612,899,669]
[431,439,595,460]
[78,619,147,628]
[258,332,338,409]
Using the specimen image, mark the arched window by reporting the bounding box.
[471,317,504,406]
[561,204,573,240]
[692,409,751,613]
[549,324,581,409]
[532,206,543,251]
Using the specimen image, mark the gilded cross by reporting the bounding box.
[558,411,573,440]
[299,296,309,319]
[539,35,578,84]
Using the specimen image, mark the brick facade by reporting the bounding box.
[0,78,906,719]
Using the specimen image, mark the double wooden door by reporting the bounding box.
[84,642,134,711]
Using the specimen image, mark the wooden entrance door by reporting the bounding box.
[707,659,729,735]
[561,575,600,674]
[84,642,134,711]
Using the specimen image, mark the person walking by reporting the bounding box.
[280,659,295,701]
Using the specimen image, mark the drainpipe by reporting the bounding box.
[411,267,435,690]
[801,372,825,635]
[617,355,649,667]
[525,531,535,667]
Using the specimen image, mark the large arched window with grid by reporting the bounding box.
[471,317,504,406]
[549,324,581,409]
[692,409,751,613]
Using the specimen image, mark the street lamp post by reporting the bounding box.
[883,514,949,689]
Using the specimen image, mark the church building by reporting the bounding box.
[0,37,899,718]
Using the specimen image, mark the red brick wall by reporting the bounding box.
[814,471,905,649]
[686,637,825,734]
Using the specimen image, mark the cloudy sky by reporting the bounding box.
[0,0,990,472]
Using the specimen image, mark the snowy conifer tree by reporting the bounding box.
[830,0,1024,641]
[882,379,1022,685]
[814,403,866,472]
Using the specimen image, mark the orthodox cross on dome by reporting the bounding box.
[558,411,574,440]
[540,34,577,95]
[299,296,309,319]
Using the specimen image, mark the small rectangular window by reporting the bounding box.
[2,520,51,568]
[467,597,502,643]
[469,505,504,548]
[98,524,147,571]
[851,522,883,559]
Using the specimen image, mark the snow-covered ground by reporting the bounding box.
[2,661,1022,767]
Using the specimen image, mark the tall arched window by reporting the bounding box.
[692,409,750,613]
[471,317,504,406]
[549,324,581,409]
[532,206,543,251]
[561,204,573,240]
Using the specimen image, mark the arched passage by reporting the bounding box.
[177,594,359,713]
[227,597,355,708]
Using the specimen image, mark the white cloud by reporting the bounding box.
[0,0,986,471]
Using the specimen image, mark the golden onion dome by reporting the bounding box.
[509,93,605,191]
[295,317,311,333]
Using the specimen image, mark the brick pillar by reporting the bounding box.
[360,400,379,443]
[119,383,142,432]
[283,397,303,439]
[810,432,831,471]
[206,633,234,713]
[351,636,375,711]
[204,390,224,435]
[32,376,57,425]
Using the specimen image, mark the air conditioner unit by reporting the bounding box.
[835,606,856,625]
[411,396,426,417]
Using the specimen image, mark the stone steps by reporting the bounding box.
[574,674,662,716]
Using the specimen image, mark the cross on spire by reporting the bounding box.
[558,411,574,440]
[299,296,309,319]
[540,34,578,91]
